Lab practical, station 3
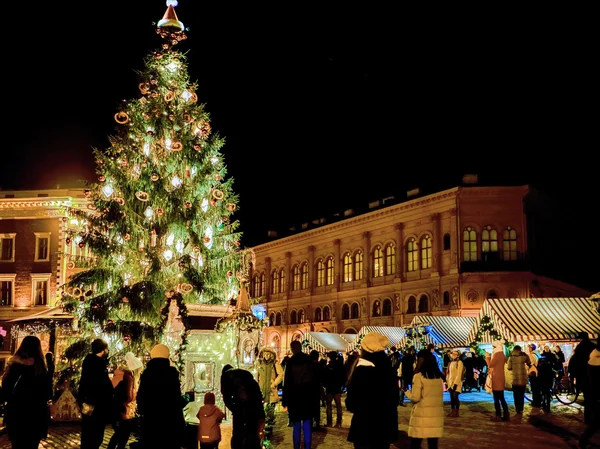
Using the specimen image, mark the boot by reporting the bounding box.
[455,409,460,417]
[447,409,457,417]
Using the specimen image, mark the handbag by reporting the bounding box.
[484,370,493,394]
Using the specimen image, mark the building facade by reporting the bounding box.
[248,185,592,358]
[0,188,87,367]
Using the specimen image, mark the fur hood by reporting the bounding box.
[589,348,600,367]
[257,347,277,364]
[7,354,35,367]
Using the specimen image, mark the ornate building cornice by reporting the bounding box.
[253,188,460,251]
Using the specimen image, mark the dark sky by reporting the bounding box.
[3,2,598,256]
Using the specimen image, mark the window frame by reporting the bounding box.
[34,232,51,262]
[0,274,16,307]
[407,238,419,272]
[503,226,518,261]
[354,251,364,281]
[463,227,478,262]
[420,235,432,269]
[385,244,396,276]
[325,257,335,286]
[373,246,384,278]
[31,273,51,307]
[316,260,325,287]
[271,270,279,295]
[292,265,301,291]
[343,253,352,283]
[0,233,16,262]
[300,263,309,290]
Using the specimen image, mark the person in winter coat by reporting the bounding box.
[256,347,284,439]
[221,364,266,449]
[404,349,444,449]
[346,332,399,449]
[107,368,137,449]
[323,351,347,428]
[78,338,114,449]
[445,349,465,417]
[527,343,541,407]
[197,392,226,449]
[399,347,416,407]
[507,345,531,414]
[1,335,52,449]
[569,332,596,425]
[282,340,317,449]
[136,344,186,449]
[537,353,555,412]
[486,340,509,421]
[579,345,600,449]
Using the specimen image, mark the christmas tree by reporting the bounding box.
[59,0,243,381]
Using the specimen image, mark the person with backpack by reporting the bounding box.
[1,335,53,449]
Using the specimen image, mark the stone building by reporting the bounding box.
[248,184,592,358]
[0,188,87,367]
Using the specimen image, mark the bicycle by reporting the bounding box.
[524,374,580,405]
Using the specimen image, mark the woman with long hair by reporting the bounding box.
[1,335,52,449]
[404,350,444,449]
[107,367,138,449]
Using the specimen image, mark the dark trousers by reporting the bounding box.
[399,377,413,403]
[325,393,343,425]
[410,437,438,449]
[81,413,107,449]
[512,385,525,412]
[450,390,460,410]
[529,375,541,406]
[493,390,509,417]
[107,418,135,449]
[292,419,312,449]
[231,417,261,449]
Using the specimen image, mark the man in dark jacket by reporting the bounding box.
[282,340,317,449]
[136,344,186,449]
[569,332,596,424]
[221,364,266,449]
[399,346,416,406]
[579,345,600,449]
[78,338,114,449]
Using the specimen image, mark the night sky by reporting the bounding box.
[3,2,598,288]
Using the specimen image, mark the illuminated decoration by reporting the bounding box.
[469,315,513,356]
[101,184,114,199]
[59,0,241,388]
[400,323,432,351]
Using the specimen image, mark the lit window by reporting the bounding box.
[463,227,478,262]
[253,275,260,297]
[354,251,364,281]
[373,247,384,278]
[316,260,325,287]
[503,226,518,261]
[482,225,498,253]
[292,265,301,291]
[300,263,309,289]
[343,253,352,283]
[31,274,51,306]
[385,244,396,275]
[0,234,16,262]
[421,235,432,269]
[271,270,279,294]
[279,269,286,293]
[326,257,334,286]
[259,273,265,296]
[407,238,419,272]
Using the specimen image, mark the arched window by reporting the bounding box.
[298,309,305,323]
[351,303,360,319]
[385,244,396,275]
[323,306,331,321]
[407,296,417,314]
[418,295,429,313]
[373,246,384,277]
[271,270,279,294]
[443,291,450,306]
[343,253,353,282]
[407,238,419,272]
[354,251,364,281]
[292,265,300,291]
[344,328,357,334]
[314,307,322,322]
[300,262,309,289]
[383,298,393,316]
[316,260,325,287]
[269,313,275,326]
[463,226,478,262]
[342,304,350,320]
[487,289,498,299]
[326,257,335,285]
[421,235,432,269]
[279,268,286,294]
[275,312,282,326]
[443,233,451,251]
[372,300,381,317]
[503,226,518,261]
[253,275,260,297]
[290,310,297,325]
[482,225,498,255]
[259,273,265,296]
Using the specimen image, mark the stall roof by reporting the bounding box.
[306,332,354,352]
[467,297,600,343]
[411,315,476,348]
[350,326,408,351]
[8,307,74,323]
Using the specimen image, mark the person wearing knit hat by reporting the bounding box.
[346,332,399,448]
[196,392,225,448]
[125,352,143,371]
[79,339,113,449]
[150,343,170,360]
[137,343,186,449]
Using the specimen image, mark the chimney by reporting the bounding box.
[462,174,478,185]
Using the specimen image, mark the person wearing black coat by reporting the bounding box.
[220,364,266,449]
[346,332,399,449]
[78,338,114,449]
[136,344,186,449]
[1,336,52,449]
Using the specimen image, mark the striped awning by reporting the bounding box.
[349,326,409,351]
[306,332,353,353]
[411,315,476,348]
[467,297,600,343]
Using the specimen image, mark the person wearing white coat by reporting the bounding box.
[445,349,465,417]
[404,349,444,449]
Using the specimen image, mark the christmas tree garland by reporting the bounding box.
[469,314,514,355]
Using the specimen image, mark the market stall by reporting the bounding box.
[304,331,356,354]
[410,315,476,348]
